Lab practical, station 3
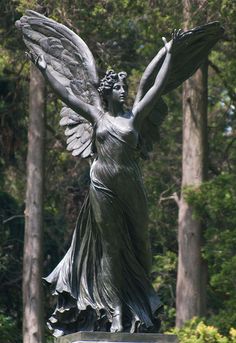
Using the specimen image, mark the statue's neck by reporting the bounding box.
[108,100,125,117]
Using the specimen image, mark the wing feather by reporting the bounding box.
[72,140,92,157]
[59,106,94,158]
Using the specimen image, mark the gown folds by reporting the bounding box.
[45,113,163,336]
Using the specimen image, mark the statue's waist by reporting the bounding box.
[90,158,141,179]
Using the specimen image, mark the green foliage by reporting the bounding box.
[171,318,236,343]
[0,192,23,342]
[0,314,18,343]
[184,174,236,332]
[152,251,177,330]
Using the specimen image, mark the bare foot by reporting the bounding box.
[130,314,140,333]
[110,306,123,332]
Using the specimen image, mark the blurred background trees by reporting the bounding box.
[0,1,236,342]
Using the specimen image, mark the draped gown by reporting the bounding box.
[45,112,163,336]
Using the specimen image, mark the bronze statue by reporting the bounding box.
[16,11,223,337]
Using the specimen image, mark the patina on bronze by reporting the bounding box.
[16,11,223,337]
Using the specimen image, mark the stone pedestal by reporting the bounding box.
[55,332,178,343]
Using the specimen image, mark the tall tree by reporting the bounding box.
[23,63,45,343]
[176,0,208,327]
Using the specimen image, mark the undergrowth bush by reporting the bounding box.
[170,318,236,343]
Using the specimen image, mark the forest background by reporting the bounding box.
[0,1,236,342]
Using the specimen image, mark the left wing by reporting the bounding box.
[16,10,102,159]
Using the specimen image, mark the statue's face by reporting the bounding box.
[112,81,128,104]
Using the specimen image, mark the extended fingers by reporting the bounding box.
[172,28,183,40]
[177,28,183,37]
[25,51,33,61]
[25,51,38,64]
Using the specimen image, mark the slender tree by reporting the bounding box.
[23,63,45,343]
[176,0,208,327]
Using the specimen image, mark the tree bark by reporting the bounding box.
[23,63,45,343]
[176,0,208,327]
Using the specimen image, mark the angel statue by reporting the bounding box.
[16,11,223,337]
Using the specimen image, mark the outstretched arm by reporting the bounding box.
[29,54,100,124]
[132,30,180,131]
[133,43,170,107]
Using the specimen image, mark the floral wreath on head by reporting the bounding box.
[98,69,127,98]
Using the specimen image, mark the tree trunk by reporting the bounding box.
[176,0,208,327]
[23,63,45,343]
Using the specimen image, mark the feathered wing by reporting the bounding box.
[135,21,224,159]
[60,107,95,158]
[16,10,102,158]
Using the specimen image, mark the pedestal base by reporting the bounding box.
[55,332,177,343]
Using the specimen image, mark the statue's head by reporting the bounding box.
[98,69,128,107]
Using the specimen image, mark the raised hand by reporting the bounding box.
[172,28,183,43]
[25,52,47,71]
[36,55,47,71]
[162,28,183,53]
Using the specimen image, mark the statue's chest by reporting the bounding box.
[96,116,138,148]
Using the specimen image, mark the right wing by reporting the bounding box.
[16,10,102,159]
[134,22,224,159]
[135,22,223,103]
